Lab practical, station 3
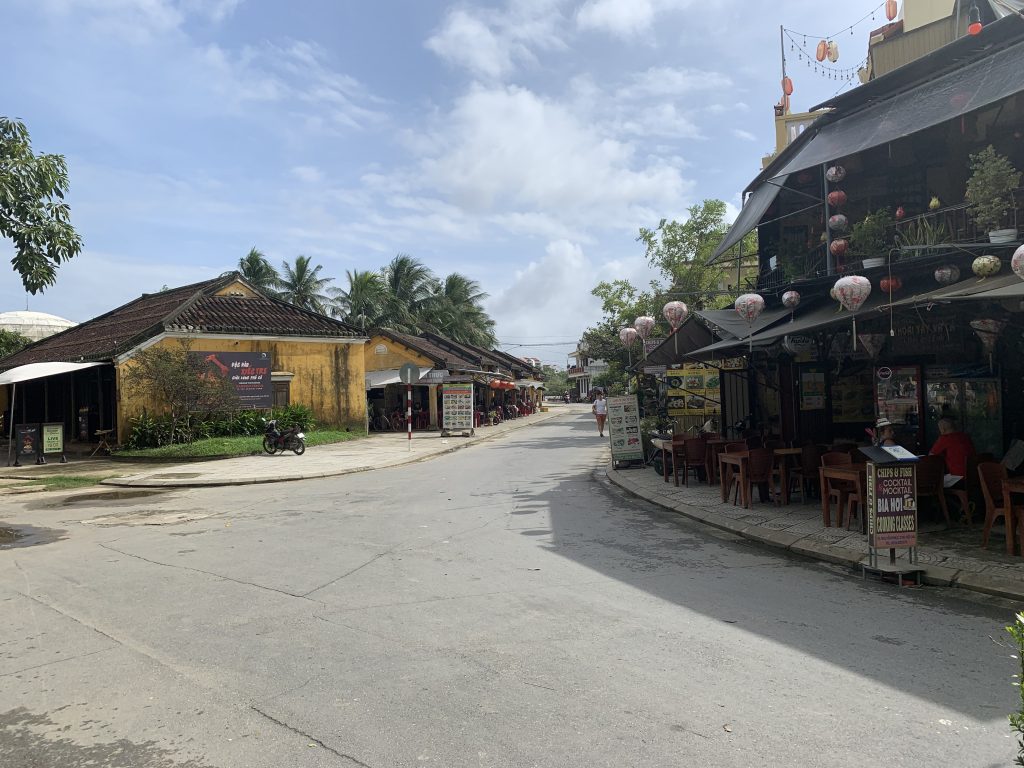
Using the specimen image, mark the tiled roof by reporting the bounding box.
[421,333,513,375]
[0,273,361,371]
[386,331,479,371]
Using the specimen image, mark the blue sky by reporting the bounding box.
[3,0,888,365]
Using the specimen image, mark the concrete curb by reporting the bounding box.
[605,465,1024,602]
[101,410,564,489]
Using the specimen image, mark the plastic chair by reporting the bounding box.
[675,437,708,487]
[915,454,952,526]
[978,462,1021,554]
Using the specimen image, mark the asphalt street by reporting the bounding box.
[0,410,1019,767]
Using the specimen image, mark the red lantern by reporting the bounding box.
[782,76,793,96]
[827,190,847,208]
[885,0,898,22]
[816,40,827,62]
[968,1,982,35]
[880,276,902,294]
[830,239,848,257]
[895,206,905,221]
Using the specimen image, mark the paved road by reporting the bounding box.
[0,411,1017,767]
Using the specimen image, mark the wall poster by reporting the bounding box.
[799,367,826,411]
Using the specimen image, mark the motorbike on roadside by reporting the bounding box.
[262,418,306,456]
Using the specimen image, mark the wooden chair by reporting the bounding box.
[724,441,748,453]
[787,444,821,503]
[734,447,779,506]
[674,437,708,487]
[915,454,952,527]
[821,451,855,526]
[978,462,1021,554]
[944,452,991,525]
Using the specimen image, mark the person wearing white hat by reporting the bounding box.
[875,417,898,447]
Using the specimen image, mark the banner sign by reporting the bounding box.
[441,383,474,431]
[867,463,918,548]
[190,351,272,408]
[16,424,39,458]
[42,423,64,454]
[607,395,643,462]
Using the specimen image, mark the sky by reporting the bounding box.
[3,0,891,365]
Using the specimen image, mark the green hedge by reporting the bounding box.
[124,404,319,449]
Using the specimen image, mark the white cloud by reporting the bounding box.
[626,66,733,98]
[576,0,697,37]
[291,165,323,183]
[731,128,757,141]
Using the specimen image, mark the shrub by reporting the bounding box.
[272,403,316,431]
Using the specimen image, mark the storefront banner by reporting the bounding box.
[607,395,643,462]
[867,463,918,548]
[441,384,474,431]
[190,351,272,408]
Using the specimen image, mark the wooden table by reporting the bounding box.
[705,439,729,485]
[1001,478,1024,555]
[819,465,867,531]
[773,447,803,505]
[719,451,750,508]
[90,429,114,457]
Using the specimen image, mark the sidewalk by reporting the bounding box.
[607,462,1024,602]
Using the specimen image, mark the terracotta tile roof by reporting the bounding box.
[384,330,479,371]
[0,273,361,371]
[421,333,514,376]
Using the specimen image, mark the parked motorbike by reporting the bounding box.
[262,419,306,455]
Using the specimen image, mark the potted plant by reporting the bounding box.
[487,409,498,426]
[849,208,894,267]
[965,145,1021,243]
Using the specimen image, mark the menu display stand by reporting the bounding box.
[859,446,923,588]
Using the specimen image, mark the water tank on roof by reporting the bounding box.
[0,310,77,342]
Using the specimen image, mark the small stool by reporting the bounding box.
[91,429,114,456]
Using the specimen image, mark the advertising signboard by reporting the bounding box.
[42,423,64,455]
[190,351,272,408]
[867,463,918,548]
[665,366,721,417]
[15,424,40,465]
[607,394,643,463]
[441,383,474,432]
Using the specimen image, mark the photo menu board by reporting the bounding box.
[441,383,474,432]
[607,395,643,462]
[665,365,721,417]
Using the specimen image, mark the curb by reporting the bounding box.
[101,410,563,489]
[605,465,1024,602]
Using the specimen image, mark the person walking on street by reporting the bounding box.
[592,390,608,437]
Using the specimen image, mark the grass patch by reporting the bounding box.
[23,475,110,491]
[115,428,365,459]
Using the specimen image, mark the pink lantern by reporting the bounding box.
[618,327,638,347]
[827,190,847,208]
[895,206,906,221]
[829,239,848,258]
[934,265,960,285]
[828,214,849,232]
[662,301,688,331]
[970,319,1007,372]
[879,276,902,294]
[825,165,846,183]
[735,293,765,350]
[833,276,872,350]
[782,290,800,310]
[633,316,655,340]
[1011,244,1024,281]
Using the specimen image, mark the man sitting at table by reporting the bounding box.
[929,417,975,480]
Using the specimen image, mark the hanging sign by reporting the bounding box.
[607,394,643,462]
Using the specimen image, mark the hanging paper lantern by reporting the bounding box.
[734,294,765,324]
[827,40,840,63]
[929,196,941,210]
[782,290,800,310]
[886,0,898,21]
[662,301,688,330]
[834,276,872,313]
[827,190,847,208]
[895,206,905,221]
[782,76,794,96]
[633,316,656,340]
[619,327,638,347]
[971,319,1006,371]
[879,276,902,294]
[829,239,848,257]
[972,254,1002,279]
[1011,244,1024,281]
[828,214,849,232]
[816,40,828,62]
[934,264,961,285]
[825,165,846,183]
[858,333,886,359]
[830,286,838,301]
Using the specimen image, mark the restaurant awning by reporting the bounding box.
[365,367,433,389]
[708,175,790,264]
[0,361,107,386]
[696,307,793,339]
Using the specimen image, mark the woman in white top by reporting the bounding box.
[592,391,608,436]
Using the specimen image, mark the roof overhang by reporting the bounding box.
[0,361,108,386]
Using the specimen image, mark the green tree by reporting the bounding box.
[238,247,280,294]
[0,117,83,293]
[121,339,240,444]
[277,255,333,313]
[0,328,31,359]
[329,269,388,330]
[421,272,496,347]
[540,364,569,396]
[380,254,435,332]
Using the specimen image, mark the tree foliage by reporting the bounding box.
[277,255,333,313]
[121,339,241,444]
[237,247,280,293]
[0,328,31,360]
[0,117,83,294]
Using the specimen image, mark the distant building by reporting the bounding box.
[0,310,76,342]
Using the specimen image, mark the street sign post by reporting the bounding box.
[399,364,419,451]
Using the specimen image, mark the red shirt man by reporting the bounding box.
[929,418,975,477]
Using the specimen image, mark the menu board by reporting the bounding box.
[867,463,918,548]
[665,365,721,417]
[799,368,826,411]
[831,372,874,423]
[441,384,474,432]
[607,395,643,462]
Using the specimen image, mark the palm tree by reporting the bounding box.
[329,269,388,329]
[277,255,333,314]
[381,254,435,332]
[422,272,497,347]
[238,247,280,294]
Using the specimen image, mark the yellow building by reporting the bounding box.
[0,273,367,447]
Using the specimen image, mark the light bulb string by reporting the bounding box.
[783,2,889,43]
